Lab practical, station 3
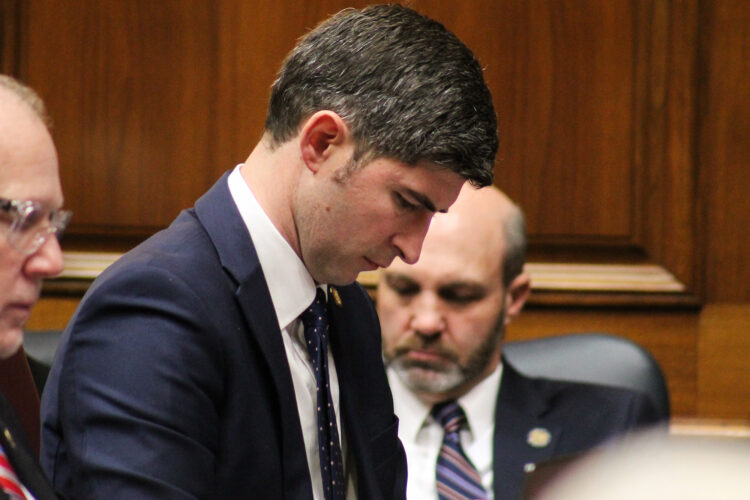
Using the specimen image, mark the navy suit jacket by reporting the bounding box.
[492,360,662,500]
[41,172,407,499]
[0,393,57,499]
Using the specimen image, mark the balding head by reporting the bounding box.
[0,75,64,358]
[0,78,60,201]
[424,184,526,287]
[0,75,52,129]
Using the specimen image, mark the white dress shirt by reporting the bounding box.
[388,365,502,500]
[228,165,356,499]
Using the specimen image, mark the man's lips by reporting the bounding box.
[2,302,34,323]
[363,257,382,271]
[7,299,36,311]
[400,349,452,364]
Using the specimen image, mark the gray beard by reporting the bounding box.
[390,357,466,395]
[387,307,506,397]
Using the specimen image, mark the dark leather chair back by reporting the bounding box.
[503,333,670,419]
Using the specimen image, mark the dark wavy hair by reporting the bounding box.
[265,4,497,187]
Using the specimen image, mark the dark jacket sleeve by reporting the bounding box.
[41,263,226,499]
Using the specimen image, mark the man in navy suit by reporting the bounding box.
[378,185,662,500]
[41,5,499,499]
[0,75,67,499]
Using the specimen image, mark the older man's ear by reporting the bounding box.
[504,271,531,325]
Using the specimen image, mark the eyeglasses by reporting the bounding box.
[0,197,72,255]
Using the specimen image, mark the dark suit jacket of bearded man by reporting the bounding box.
[491,360,662,500]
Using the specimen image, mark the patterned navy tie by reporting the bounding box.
[301,288,346,500]
[433,401,487,500]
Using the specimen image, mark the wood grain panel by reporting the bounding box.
[0,0,24,74]
[697,305,750,419]
[25,0,222,235]
[417,0,635,239]
[633,0,699,291]
[699,0,750,302]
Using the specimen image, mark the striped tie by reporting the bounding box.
[433,401,487,500]
[0,444,26,500]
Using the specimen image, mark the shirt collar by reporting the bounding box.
[388,363,503,440]
[458,364,502,439]
[227,164,318,330]
[388,369,432,442]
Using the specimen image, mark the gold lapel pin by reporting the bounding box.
[4,429,15,449]
[527,427,551,448]
[330,287,343,307]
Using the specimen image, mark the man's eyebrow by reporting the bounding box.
[404,189,440,213]
[438,280,485,291]
[384,271,412,282]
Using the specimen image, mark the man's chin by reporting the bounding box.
[314,265,359,287]
[0,325,24,360]
[391,360,462,396]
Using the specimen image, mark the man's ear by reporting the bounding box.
[298,111,350,173]
[504,270,531,325]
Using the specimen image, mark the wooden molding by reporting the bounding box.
[523,263,685,293]
[361,263,686,294]
[47,252,693,306]
[670,418,750,439]
[58,251,123,280]
[56,252,685,287]
[57,252,686,293]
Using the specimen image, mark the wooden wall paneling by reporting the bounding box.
[0,0,24,75]
[699,0,750,302]
[24,1,225,240]
[634,0,700,293]
[697,305,750,419]
[457,0,637,241]
[694,0,750,421]
[24,297,80,332]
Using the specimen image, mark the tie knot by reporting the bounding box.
[301,288,328,332]
[431,400,467,433]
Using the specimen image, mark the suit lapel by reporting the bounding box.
[326,286,366,493]
[493,360,561,500]
[326,285,388,499]
[194,172,312,498]
[235,275,313,499]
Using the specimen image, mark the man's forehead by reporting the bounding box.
[0,97,61,204]
[382,263,489,288]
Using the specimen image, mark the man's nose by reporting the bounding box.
[392,213,432,265]
[409,296,444,338]
[25,235,65,278]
